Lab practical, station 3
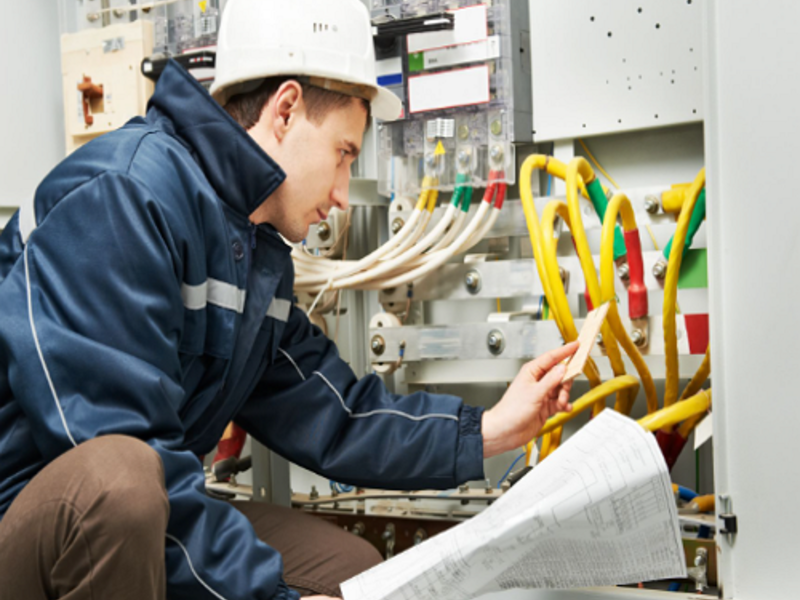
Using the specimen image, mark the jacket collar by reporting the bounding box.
[146,61,286,219]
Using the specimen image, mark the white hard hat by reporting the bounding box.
[210,0,402,121]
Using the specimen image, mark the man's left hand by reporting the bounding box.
[481,341,580,458]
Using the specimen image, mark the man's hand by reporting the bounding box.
[481,341,580,458]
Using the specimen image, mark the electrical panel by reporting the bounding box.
[371,0,531,197]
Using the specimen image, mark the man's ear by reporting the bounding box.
[270,80,304,142]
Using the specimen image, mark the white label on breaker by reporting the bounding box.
[423,35,501,70]
[408,65,490,114]
[407,4,488,54]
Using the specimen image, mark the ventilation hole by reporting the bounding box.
[627,76,631,81]
[656,23,661,29]
[660,71,664,76]
[690,47,694,52]
[313,23,317,32]
[606,80,610,84]
[582,124,587,128]
[639,75,643,79]
[671,79,675,84]
[608,31,613,37]
[655,114,659,119]
[590,16,595,22]
[618,119,622,123]
[628,86,632,91]
[694,66,698,71]
[673,69,676,74]
[693,109,697,114]
[638,7,643,13]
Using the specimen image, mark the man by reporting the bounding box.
[0,0,577,598]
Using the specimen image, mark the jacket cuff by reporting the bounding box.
[272,580,301,600]
[455,404,485,484]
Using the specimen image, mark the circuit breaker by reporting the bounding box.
[371,0,531,197]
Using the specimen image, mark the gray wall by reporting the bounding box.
[0,1,65,224]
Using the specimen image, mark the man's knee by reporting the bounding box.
[65,435,169,531]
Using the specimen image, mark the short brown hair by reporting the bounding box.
[224,77,371,130]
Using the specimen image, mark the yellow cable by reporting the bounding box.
[639,389,711,433]
[681,344,710,401]
[578,138,621,190]
[663,168,706,409]
[538,375,640,437]
[565,158,629,415]
[540,201,603,387]
[600,194,659,415]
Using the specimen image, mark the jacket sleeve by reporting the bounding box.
[236,303,486,490]
[1,172,298,600]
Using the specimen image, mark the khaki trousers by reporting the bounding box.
[0,435,381,599]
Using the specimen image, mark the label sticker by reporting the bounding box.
[407,4,489,54]
[408,65,490,114]
[409,36,501,73]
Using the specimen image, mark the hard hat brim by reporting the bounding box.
[371,86,403,122]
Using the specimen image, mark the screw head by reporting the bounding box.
[87,12,100,21]
[464,270,481,294]
[490,120,503,136]
[310,485,319,500]
[371,335,386,356]
[457,150,470,166]
[458,124,470,140]
[490,145,504,164]
[391,218,405,235]
[425,154,436,168]
[617,263,630,281]
[631,329,646,347]
[316,221,331,241]
[113,8,126,18]
[645,195,661,214]
[487,330,505,355]
[653,260,668,279]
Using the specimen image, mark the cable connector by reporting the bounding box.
[624,229,648,320]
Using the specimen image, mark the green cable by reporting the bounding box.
[451,173,468,208]
[461,182,475,212]
[586,179,627,261]
[663,188,706,261]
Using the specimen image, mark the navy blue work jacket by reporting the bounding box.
[0,62,485,599]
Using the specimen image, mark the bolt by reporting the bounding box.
[113,8,126,18]
[310,485,319,500]
[425,154,436,168]
[391,217,405,235]
[596,334,604,347]
[458,484,469,494]
[316,221,331,242]
[458,124,470,140]
[645,195,660,214]
[631,329,646,347]
[457,150,470,167]
[485,478,492,493]
[371,335,386,356]
[87,12,100,22]
[653,260,668,279]
[617,263,630,281]
[487,330,505,355]
[351,522,365,537]
[490,120,503,136]
[490,145,504,164]
[464,270,481,294]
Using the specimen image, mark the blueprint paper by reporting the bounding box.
[341,411,686,600]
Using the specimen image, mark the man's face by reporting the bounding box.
[248,88,366,243]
